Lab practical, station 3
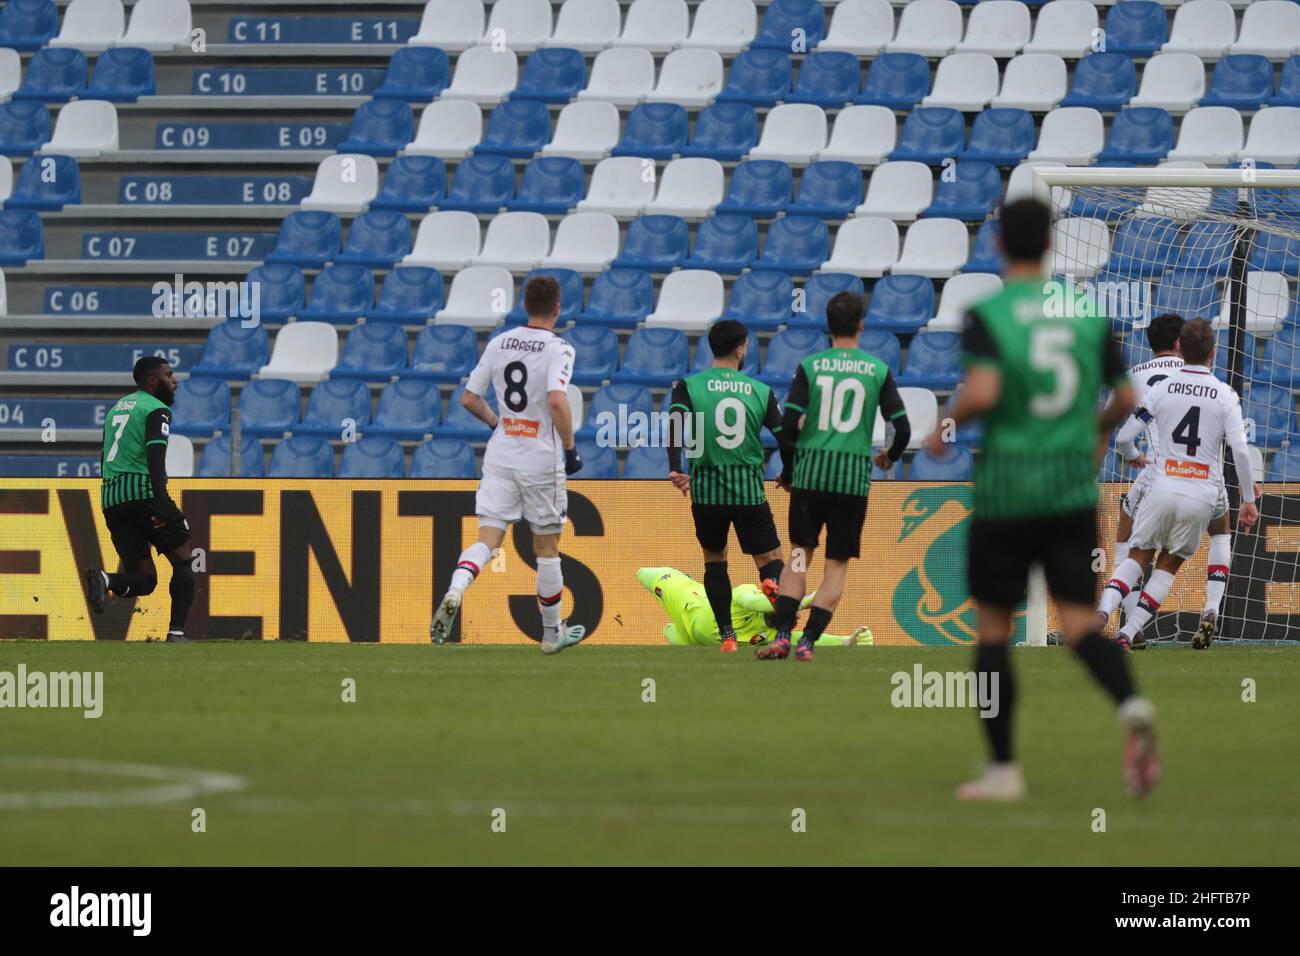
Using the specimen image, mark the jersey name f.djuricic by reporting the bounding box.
[668,368,782,505]
[784,347,905,497]
[962,277,1128,520]
[100,390,171,510]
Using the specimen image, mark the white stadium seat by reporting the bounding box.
[820,217,900,278]
[992,54,1067,110]
[817,105,896,166]
[300,155,379,214]
[477,0,553,52]
[406,100,482,159]
[1248,445,1264,484]
[51,0,125,53]
[921,53,1000,111]
[931,273,1004,330]
[403,211,481,270]
[894,387,940,448]
[545,0,622,53]
[1138,161,1211,219]
[645,270,725,331]
[680,0,756,55]
[117,0,191,51]
[0,270,7,317]
[257,322,338,385]
[0,157,10,204]
[1230,1,1300,58]
[614,0,689,54]
[576,156,657,217]
[541,101,620,160]
[854,161,932,221]
[644,157,725,219]
[42,101,118,158]
[1052,217,1112,279]
[956,0,1031,57]
[893,218,969,278]
[441,46,518,106]
[818,0,894,56]
[434,266,516,328]
[166,434,194,478]
[1166,106,1243,165]
[540,213,621,273]
[1130,53,1206,113]
[0,50,17,102]
[411,0,484,52]
[1022,0,1098,58]
[578,47,656,106]
[645,49,724,108]
[1028,107,1104,165]
[472,212,553,272]
[1006,160,1068,207]
[1237,108,1300,165]
[886,0,962,56]
[747,104,827,165]
[1162,1,1235,59]
[1219,273,1291,335]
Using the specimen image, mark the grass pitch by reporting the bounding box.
[1,642,1297,866]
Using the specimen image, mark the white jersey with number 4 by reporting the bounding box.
[1139,366,1246,508]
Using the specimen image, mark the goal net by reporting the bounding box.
[1034,166,1300,646]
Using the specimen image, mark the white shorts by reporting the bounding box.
[1124,467,1228,522]
[476,461,568,536]
[1128,491,1214,560]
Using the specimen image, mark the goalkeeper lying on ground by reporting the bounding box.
[638,567,872,647]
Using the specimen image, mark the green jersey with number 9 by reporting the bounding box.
[669,368,782,505]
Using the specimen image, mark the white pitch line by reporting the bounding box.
[0,755,246,810]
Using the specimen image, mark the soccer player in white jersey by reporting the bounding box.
[1097,319,1259,649]
[430,276,586,654]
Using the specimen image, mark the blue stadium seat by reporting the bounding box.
[512,47,586,103]
[910,445,973,480]
[266,211,342,268]
[1096,107,1173,166]
[1106,217,1181,277]
[791,272,864,329]
[1150,270,1221,323]
[338,99,413,156]
[859,329,901,375]
[577,269,655,328]
[563,325,619,385]
[890,108,966,165]
[0,101,51,155]
[339,437,405,478]
[614,327,690,386]
[1272,57,1300,107]
[440,154,516,214]
[873,454,900,481]
[752,0,825,51]
[923,161,1000,221]
[961,109,1034,166]
[5,153,79,209]
[1060,53,1137,111]
[370,155,445,212]
[964,219,1004,274]
[681,215,758,273]
[332,322,408,380]
[14,48,87,102]
[87,48,155,102]
[899,331,961,389]
[855,52,929,110]
[723,270,793,330]
[577,382,654,442]
[1097,441,1127,483]
[1103,1,1167,59]
[241,263,305,323]
[623,445,669,479]
[680,103,758,161]
[171,378,232,437]
[1203,55,1274,111]
[410,438,478,478]
[1251,233,1300,278]
[238,379,301,437]
[440,384,498,440]
[1213,328,1254,383]
[716,159,792,218]
[1177,221,1237,277]
[1267,447,1300,482]
[574,441,618,478]
[335,210,411,268]
[0,0,58,51]
[197,435,265,477]
[865,274,934,333]
[268,436,334,478]
[1252,328,1299,387]
[751,216,828,276]
[693,328,760,375]
[789,161,863,219]
[0,209,43,264]
[191,321,269,378]
[368,266,444,322]
[300,264,376,323]
[611,215,690,271]
[765,453,783,480]
[296,378,372,436]
[507,156,584,214]
[475,99,550,158]
[611,103,689,160]
[1121,333,1152,370]
[761,328,829,386]
[506,268,584,322]
[716,49,792,107]
[1243,384,1297,448]
[408,324,478,381]
[786,50,860,108]
[374,47,450,101]
[369,379,440,439]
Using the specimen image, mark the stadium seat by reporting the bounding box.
[14,48,88,102]
[681,103,759,162]
[0,0,58,51]
[472,211,551,271]
[1102,1,1168,59]
[1229,1,1300,59]
[191,321,269,378]
[820,217,898,277]
[86,47,154,102]
[577,156,655,217]
[441,153,516,213]
[6,153,79,209]
[1202,55,1273,110]
[266,211,342,269]
[475,99,550,158]
[408,324,478,381]
[40,100,116,157]
[909,444,973,480]
[1131,54,1206,113]
[439,384,499,440]
[748,103,826,165]
[893,218,968,278]
[866,274,933,333]
[788,161,863,219]
[1005,160,1065,206]
[268,437,334,478]
[818,104,896,166]
[792,272,863,330]
[563,325,619,385]
[646,49,724,109]
[693,327,760,376]
[539,211,619,273]
[644,157,726,220]
[197,435,264,478]
[1104,216,1182,278]
[765,453,783,480]
[513,47,585,105]
[0,49,17,101]
[623,445,669,479]
[117,0,189,51]
[579,47,655,106]
[1028,107,1105,164]
[724,270,794,330]
[613,0,687,53]
[442,47,518,106]
[411,0,483,52]
[577,382,654,442]
[407,100,482,160]
[1223,272,1292,335]
[403,212,479,271]
[645,269,725,331]
[234,263,303,324]
[338,437,405,478]
[921,53,999,112]
[506,267,583,322]
[332,322,408,381]
[1023,0,1097,58]
[479,0,552,53]
[612,103,688,160]
[370,155,444,213]
[752,0,825,51]
[410,438,477,478]
[1251,233,1300,278]
[787,51,861,108]
[299,264,375,323]
[854,51,929,110]
[1244,384,1296,447]
[964,219,1004,274]
[961,108,1035,166]
[681,0,757,55]
[434,265,514,328]
[299,155,379,215]
[508,156,583,215]
[932,272,1002,330]
[238,378,302,437]
[1163,1,1236,59]
[368,267,443,323]
[51,0,125,54]
[1150,269,1221,323]
[258,322,339,384]
[340,100,413,157]
[1266,446,1300,482]
[578,268,655,327]
[718,49,793,108]
[886,0,961,56]
[1238,108,1300,165]
[899,331,961,388]
[716,160,792,218]
[1254,326,1300,386]
[893,386,939,448]
[1052,217,1111,279]
[1272,57,1300,107]
[889,108,965,165]
[992,53,1067,111]
[855,160,932,222]
[760,328,829,385]
[682,215,758,273]
[859,328,902,375]
[296,378,371,437]
[0,209,42,264]
[544,0,618,52]
[573,441,617,478]
[923,161,1001,221]
[615,326,690,386]
[1060,53,1136,111]
[956,0,1030,57]
[751,216,828,276]
[171,377,231,436]
[540,100,618,161]
[375,47,450,101]
[819,0,893,56]
[1166,107,1244,165]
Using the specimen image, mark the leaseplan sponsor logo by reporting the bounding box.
[0,666,103,719]
[50,886,151,936]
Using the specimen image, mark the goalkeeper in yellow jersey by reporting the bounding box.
[637,567,872,647]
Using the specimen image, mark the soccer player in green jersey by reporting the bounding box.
[84,356,195,642]
[757,292,911,663]
[925,198,1159,800]
[666,320,786,653]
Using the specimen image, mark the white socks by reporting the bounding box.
[536,556,563,632]
[1099,558,1144,618]
[448,541,493,600]
[1205,534,1231,617]
[1121,569,1175,640]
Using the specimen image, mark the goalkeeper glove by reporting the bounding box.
[564,446,583,475]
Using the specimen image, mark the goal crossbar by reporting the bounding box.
[1032,167,1300,200]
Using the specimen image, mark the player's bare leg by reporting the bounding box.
[756,545,810,660]
[432,524,506,644]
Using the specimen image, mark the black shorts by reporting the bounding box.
[104,500,190,569]
[967,508,1098,610]
[691,503,781,556]
[787,489,868,561]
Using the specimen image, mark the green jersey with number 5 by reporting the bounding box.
[962,277,1128,520]
[669,368,782,505]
